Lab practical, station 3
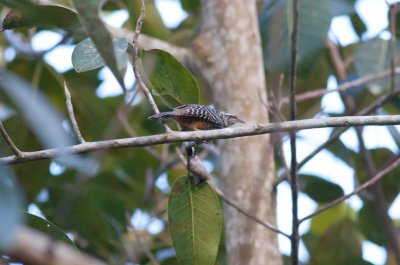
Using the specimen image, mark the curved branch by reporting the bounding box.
[2,115,400,164]
[299,155,400,223]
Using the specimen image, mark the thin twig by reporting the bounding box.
[0,120,23,157]
[214,187,290,238]
[63,82,85,143]
[299,155,400,223]
[271,67,400,106]
[297,90,400,170]
[390,3,398,93]
[131,0,171,132]
[2,115,400,164]
[289,0,299,263]
[328,36,400,263]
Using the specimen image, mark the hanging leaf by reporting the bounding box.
[142,49,199,106]
[72,37,128,73]
[73,0,126,91]
[168,176,222,265]
[26,213,76,247]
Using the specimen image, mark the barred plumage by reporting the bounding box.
[148,104,244,131]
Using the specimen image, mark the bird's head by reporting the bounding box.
[220,112,245,127]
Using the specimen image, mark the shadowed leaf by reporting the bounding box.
[300,174,344,203]
[168,176,222,265]
[26,213,76,247]
[2,5,81,30]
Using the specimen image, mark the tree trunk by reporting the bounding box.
[193,1,282,264]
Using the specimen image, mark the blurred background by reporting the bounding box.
[1,0,400,264]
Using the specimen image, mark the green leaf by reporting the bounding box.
[0,163,23,251]
[72,37,128,73]
[310,203,354,234]
[310,219,364,265]
[26,213,76,247]
[168,176,222,265]
[1,5,81,30]
[73,0,126,91]
[142,49,199,106]
[350,12,367,38]
[299,174,344,203]
[358,201,387,246]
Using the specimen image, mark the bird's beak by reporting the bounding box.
[235,117,245,123]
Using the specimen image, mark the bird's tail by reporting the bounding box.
[147,112,174,121]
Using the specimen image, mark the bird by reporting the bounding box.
[148,104,244,131]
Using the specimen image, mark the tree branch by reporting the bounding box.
[214,187,291,239]
[289,0,300,263]
[299,155,400,223]
[130,0,171,133]
[296,90,400,170]
[280,67,400,105]
[390,3,398,93]
[0,120,23,157]
[2,115,400,164]
[64,82,85,143]
[7,226,106,265]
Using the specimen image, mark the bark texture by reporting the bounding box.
[193,1,282,264]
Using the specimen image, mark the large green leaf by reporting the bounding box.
[142,49,199,106]
[168,176,222,265]
[73,0,126,91]
[26,213,75,247]
[72,37,128,73]
[299,174,344,203]
[1,5,81,30]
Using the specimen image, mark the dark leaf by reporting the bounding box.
[26,213,76,247]
[358,201,387,246]
[350,12,367,38]
[2,5,81,30]
[300,174,344,203]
